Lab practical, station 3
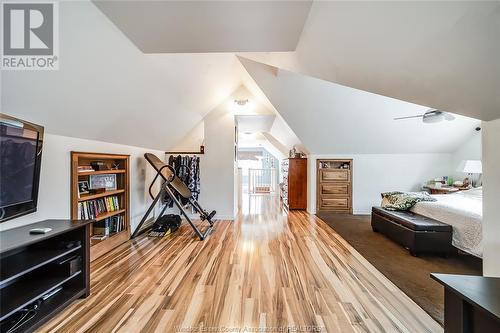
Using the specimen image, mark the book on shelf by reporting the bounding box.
[93,219,110,236]
[92,215,125,236]
[77,165,94,173]
[77,195,121,220]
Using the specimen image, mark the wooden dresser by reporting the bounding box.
[317,159,352,213]
[281,158,307,210]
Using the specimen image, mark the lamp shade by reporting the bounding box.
[457,160,482,174]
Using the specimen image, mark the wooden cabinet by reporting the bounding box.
[319,169,350,182]
[0,219,92,332]
[281,158,307,210]
[321,197,350,210]
[317,159,352,213]
[320,183,350,195]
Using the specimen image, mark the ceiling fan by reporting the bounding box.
[394,109,455,123]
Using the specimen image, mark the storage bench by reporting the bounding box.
[371,206,454,256]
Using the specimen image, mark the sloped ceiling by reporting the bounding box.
[238,133,287,160]
[235,114,301,157]
[291,1,500,121]
[236,115,276,133]
[1,1,489,154]
[93,0,312,53]
[172,85,301,156]
[1,1,243,151]
[239,57,480,154]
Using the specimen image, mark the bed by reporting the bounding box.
[410,187,483,258]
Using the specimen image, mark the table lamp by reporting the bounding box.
[457,160,482,187]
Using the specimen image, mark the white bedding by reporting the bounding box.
[410,187,483,257]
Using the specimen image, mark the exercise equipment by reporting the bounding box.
[149,214,181,237]
[131,153,216,240]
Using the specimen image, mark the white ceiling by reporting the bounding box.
[239,57,481,154]
[290,1,500,121]
[1,0,490,155]
[1,1,243,151]
[93,0,312,53]
[169,85,299,158]
[236,115,276,134]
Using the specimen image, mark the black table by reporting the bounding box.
[0,219,92,333]
[431,273,500,333]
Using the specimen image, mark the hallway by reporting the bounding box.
[40,195,441,333]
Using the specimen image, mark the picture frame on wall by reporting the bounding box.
[89,174,117,191]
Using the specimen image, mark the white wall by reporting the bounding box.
[0,133,164,232]
[482,119,500,277]
[200,101,237,220]
[308,153,452,214]
[450,130,482,180]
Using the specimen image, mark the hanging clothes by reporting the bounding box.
[188,156,200,201]
[163,155,201,208]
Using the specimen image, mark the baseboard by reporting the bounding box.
[181,214,234,221]
[209,214,235,221]
[312,209,371,215]
[353,210,371,215]
[162,208,234,221]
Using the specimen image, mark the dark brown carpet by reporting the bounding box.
[316,213,482,325]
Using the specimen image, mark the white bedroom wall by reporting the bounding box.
[482,119,500,277]
[0,133,164,233]
[450,129,482,180]
[308,153,453,214]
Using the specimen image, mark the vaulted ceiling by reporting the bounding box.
[93,0,313,53]
[239,57,480,154]
[1,0,494,155]
[1,1,244,150]
[244,1,500,121]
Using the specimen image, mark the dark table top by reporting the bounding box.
[431,273,500,321]
[0,219,93,254]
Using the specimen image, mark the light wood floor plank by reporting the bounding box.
[38,195,441,333]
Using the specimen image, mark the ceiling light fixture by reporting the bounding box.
[234,99,249,106]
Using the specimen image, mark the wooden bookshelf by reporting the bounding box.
[70,152,130,262]
[78,189,125,202]
[77,169,126,176]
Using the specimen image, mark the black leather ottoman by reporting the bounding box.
[371,207,454,256]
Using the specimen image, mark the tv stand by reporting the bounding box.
[0,219,92,333]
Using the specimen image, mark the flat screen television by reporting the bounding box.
[0,114,44,222]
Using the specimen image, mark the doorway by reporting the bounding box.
[237,148,279,195]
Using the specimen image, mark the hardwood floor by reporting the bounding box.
[39,195,441,332]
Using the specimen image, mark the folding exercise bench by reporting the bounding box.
[131,153,216,240]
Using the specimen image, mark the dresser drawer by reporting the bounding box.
[319,169,350,182]
[320,197,349,209]
[320,184,350,195]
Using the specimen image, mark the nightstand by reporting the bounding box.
[423,185,460,195]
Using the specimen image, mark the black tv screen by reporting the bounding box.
[0,114,44,222]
